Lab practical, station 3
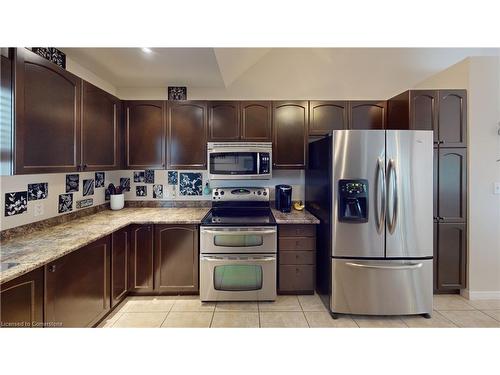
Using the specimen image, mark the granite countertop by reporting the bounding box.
[271,208,320,225]
[0,207,209,284]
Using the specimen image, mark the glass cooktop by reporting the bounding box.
[201,207,276,226]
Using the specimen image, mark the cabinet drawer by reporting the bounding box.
[279,265,315,293]
[279,237,316,251]
[279,224,316,237]
[280,251,315,265]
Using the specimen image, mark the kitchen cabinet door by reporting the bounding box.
[273,101,308,169]
[81,81,121,171]
[167,101,207,169]
[0,268,44,328]
[125,100,166,169]
[410,90,438,142]
[14,48,81,174]
[241,101,272,141]
[309,101,348,135]
[45,236,110,327]
[1,54,13,175]
[128,224,154,293]
[154,225,199,293]
[438,90,467,147]
[208,101,240,141]
[348,101,386,130]
[111,226,129,307]
[438,148,467,222]
[436,222,466,290]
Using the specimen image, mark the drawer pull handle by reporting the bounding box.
[48,265,57,273]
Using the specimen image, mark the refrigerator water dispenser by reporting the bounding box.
[338,179,368,222]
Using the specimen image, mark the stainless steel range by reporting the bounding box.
[200,187,277,302]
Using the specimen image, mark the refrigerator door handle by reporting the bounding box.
[376,158,386,234]
[345,262,423,270]
[387,158,398,234]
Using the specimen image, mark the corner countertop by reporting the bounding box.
[271,208,320,225]
[0,207,209,284]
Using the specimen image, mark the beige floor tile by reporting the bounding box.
[112,312,168,328]
[96,310,124,328]
[215,302,258,312]
[211,312,259,328]
[298,294,327,312]
[482,310,500,322]
[171,299,216,312]
[304,311,358,328]
[402,311,457,328]
[353,315,407,328]
[121,297,175,313]
[439,310,500,328]
[260,311,308,328]
[258,295,302,312]
[433,295,474,311]
[161,312,213,328]
[467,300,500,310]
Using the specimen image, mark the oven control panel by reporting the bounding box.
[212,187,269,201]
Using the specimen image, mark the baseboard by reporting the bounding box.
[461,289,500,300]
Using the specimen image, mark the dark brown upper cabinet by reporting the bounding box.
[125,100,166,169]
[82,81,122,171]
[348,101,386,130]
[1,54,13,175]
[208,101,240,141]
[111,226,129,307]
[241,101,272,141]
[438,148,467,223]
[273,101,308,169]
[438,90,467,147]
[154,225,199,293]
[0,267,44,328]
[45,235,110,327]
[128,224,154,294]
[436,222,467,290]
[308,101,348,135]
[14,48,82,174]
[167,101,207,169]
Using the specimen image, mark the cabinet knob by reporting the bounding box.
[83,164,88,169]
[48,265,56,273]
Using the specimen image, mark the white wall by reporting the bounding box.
[66,57,118,96]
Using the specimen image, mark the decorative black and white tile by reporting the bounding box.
[76,198,93,209]
[167,171,178,185]
[83,179,94,196]
[66,174,79,193]
[27,183,48,201]
[153,184,163,199]
[144,169,155,184]
[32,47,66,68]
[168,86,187,100]
[120,178,131,192]
[136,186,147,197]
[95,172,105,188]
[5,191,28,216]
[179,173,202,196]
[133,171,145,183]
[58,193,73,213]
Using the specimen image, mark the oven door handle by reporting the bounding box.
[201,229,277,235]
[201,255,276,262]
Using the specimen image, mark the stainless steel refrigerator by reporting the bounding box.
[306,130,433,317]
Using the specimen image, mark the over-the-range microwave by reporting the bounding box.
[207,142,272,180]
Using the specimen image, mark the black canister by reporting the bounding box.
[275,184,292,213]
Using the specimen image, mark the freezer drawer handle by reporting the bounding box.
[345,262,423,270]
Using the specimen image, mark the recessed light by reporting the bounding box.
[141,47,152,54]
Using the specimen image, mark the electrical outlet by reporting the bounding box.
[34,202,44,217]
[494,182,500,195]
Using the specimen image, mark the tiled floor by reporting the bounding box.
[98,294,500,328]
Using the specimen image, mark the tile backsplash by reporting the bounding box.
[0,169,304,231]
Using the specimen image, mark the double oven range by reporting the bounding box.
[200,187,277,302]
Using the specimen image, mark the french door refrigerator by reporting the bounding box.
[306,130,433,317]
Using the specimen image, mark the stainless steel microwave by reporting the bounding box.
[207,142,272,180]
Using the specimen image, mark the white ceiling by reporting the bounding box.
[61,48,500,99]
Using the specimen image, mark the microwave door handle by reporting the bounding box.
[257,152,260,174]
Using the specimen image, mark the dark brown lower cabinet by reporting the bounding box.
[45,236,110,327]
[128,224,154,294]
[111,226,129,307]
[154,225,199,293]
[0,268,44,328]
[278,224,316,294]
[435,222,467,291]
